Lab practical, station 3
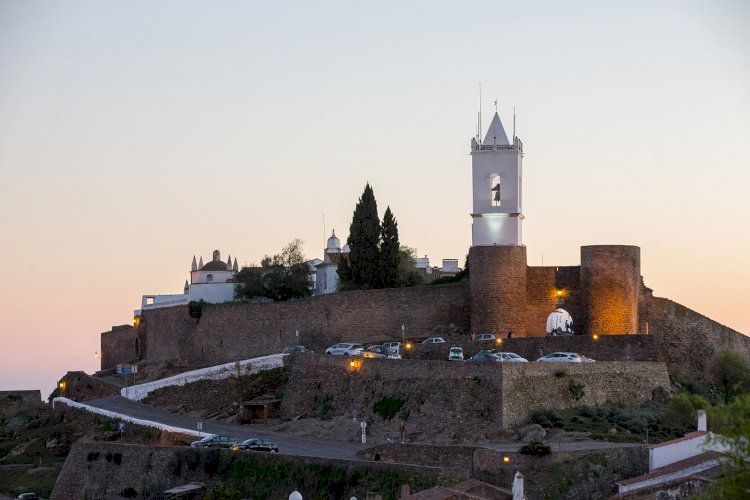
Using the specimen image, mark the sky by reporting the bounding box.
[1,1,749,398]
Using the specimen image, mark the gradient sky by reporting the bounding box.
[1,1,749,398]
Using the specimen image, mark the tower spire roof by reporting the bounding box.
[483,112,510,146]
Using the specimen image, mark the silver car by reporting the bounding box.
[362,345,401,359]
[422,337,446,344]
[325,342,365,356]
[536,352,594,363]
[496,352,528,362]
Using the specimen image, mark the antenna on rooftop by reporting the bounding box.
[494,98,498,112]
[322,213,326,250]
[478,83,482,145]
[513,106,516,139]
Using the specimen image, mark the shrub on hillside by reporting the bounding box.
[663,393,710,432]
[531,409,564,428]
[519,439,551,456]
[373,396,406,421]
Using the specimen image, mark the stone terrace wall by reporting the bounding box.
[0,390,42,419]
[644,296,750,381]
[52,442,456,500]
[101,324,136,370]
[525,266,582,337]
[138,283,469,367]
[500,362,670,428]
[283,354,506,441]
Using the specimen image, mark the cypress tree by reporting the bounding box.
[344,183,381,288]
[379,206,401,288]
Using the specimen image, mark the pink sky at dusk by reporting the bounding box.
[1,1,748,398]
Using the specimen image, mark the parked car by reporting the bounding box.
[282,344,313,354]
[325,343,365,356]
[536,352,595,363]
[422,337,446,345]
[465,350,502,362]
[191,435,236,448]
[383,341,401,353]
[474,333,496,342]
[362,345,401,359]
[16,494,38,500]
[496,352,528,362]
[448,347,464,361]
[231,438,278,453]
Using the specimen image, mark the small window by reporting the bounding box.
[207,274,214,282]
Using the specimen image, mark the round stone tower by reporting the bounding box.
[580,245,641,335]
[470,245,527,337]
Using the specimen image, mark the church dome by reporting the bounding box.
[201,260,229,271]
[326,230,341,253]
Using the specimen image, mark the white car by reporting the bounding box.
[474,333,496,342]
[422,337,446,345]
[448,347,464,361]
[325,343,365,356]
[536,352,595,363]
[496,352,528,362]
[383,341,401,353]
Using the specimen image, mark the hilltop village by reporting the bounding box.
[4,111,750,499]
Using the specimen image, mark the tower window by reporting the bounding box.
[490,175,501,206]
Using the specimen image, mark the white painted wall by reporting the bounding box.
[141,294,190,309]
[190,269,233,284]
[121,353,287,401]
[619,458,721,494]
[187,282,235,303]
[315,264,339,295]
[649,433,730,470]
[471,214,522,246]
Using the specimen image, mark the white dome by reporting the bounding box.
[326,230,341,252]
[342,244,350,254]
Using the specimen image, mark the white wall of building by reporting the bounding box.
[190,269,233,284]
[187,282,235,303]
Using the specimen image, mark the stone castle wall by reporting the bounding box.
[282,355,670,430]
[525,265,582,337]
[581,245,641,335]
[134,282,470,366]
[644,297,750,382]
[100,324,136,370]
[470,245,527,337]
[0,390,42,419]
[499,361,670,427]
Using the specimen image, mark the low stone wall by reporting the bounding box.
[358,444,476,470]
[0,390,42,419]
[51,442,460,499]
[500,362,671,428]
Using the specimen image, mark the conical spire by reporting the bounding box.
[198,256,204,268]
[483,112,510,146]
[191,255,197,271]
[184,280,189,293]
[233,257,238,272]
[226,254,232,270]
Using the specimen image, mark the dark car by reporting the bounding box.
[465,350,502,362]
[190,435,236,448]
[231,438,278,453]
[283,344,313,354]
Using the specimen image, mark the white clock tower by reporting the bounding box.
[470,111,524,246]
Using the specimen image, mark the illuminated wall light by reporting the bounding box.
[503,456,510,463]
[593,334,599,340]
[495,338,503,345]
[405,342,413,350]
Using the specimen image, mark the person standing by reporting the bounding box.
[399,421,406,443]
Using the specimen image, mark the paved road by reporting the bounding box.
[86,396,367,460]
[85,396,644,461]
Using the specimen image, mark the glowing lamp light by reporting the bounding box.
[58,381,66,390]
[347,359,363,372]
[556,289,564,298]
[405,342,413,350]
[503,456,510,463]
[133,316,141,327]
[593,334,599,340]
[495,338,502,345]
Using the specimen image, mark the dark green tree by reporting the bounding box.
[703,395,750,499]
[711,351,750,405]
[342,183,381,289]
[379,206,400,288]
[398,245,424,287]
[235,239,311,301]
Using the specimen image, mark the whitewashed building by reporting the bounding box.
[136,249,238,314]
[315,230,350,295]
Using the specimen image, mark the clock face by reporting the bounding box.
[207,274,214,282]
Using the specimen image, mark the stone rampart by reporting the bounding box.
[101,324,136,370]
[581,245,641,335]
[525,266,582,337]
[135,282,469,367]
[644,296,750,381]
[470,246,527,337]
[500,361,670,428]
